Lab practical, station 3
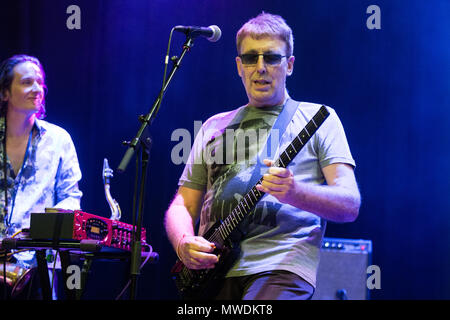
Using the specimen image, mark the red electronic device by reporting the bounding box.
[72,211,147,251]
[30,210,148,252]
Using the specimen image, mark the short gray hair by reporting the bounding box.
[236,12,294,57]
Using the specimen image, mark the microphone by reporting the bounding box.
[174,25,222,42]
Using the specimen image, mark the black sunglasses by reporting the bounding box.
[239,53,287,65]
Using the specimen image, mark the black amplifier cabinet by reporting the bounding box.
[312,237,373,300]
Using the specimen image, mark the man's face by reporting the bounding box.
[2,61,45,116]
[236,36,294,108]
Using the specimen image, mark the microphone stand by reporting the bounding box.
[117,36,195,300]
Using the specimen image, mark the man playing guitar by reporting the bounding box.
[165,12,360,300]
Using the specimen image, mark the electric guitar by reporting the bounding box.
[171,105,330,299]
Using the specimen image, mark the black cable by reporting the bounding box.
[2,113,7,225]
[154,27,175,118]
[115,244,153,300]
[2,250,7,299]
[2,113,9,299]
[132,149,139,231]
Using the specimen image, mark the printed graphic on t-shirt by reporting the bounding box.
[199,106,282,236]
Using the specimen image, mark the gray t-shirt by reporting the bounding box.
[179,101,355,287]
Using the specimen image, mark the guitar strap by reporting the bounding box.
[230,98,300,242]
[246,98,300,192]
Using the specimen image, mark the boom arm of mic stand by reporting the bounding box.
[117,37,194,174]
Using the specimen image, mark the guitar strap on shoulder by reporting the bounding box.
[246,98,300,192]
[229,99,299,242]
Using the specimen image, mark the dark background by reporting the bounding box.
[1,0,449,300]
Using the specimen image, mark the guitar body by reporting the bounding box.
[171,221,241,300]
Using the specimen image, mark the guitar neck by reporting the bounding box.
[208,105,330,245]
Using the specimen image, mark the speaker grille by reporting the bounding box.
[312,238,372,300]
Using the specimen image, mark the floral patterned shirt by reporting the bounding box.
[0,116,83,240]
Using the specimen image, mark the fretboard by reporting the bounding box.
[209,105,330,244]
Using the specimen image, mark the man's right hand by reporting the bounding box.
[177,235,219,270]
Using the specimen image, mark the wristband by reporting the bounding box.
[175,233,187,261]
